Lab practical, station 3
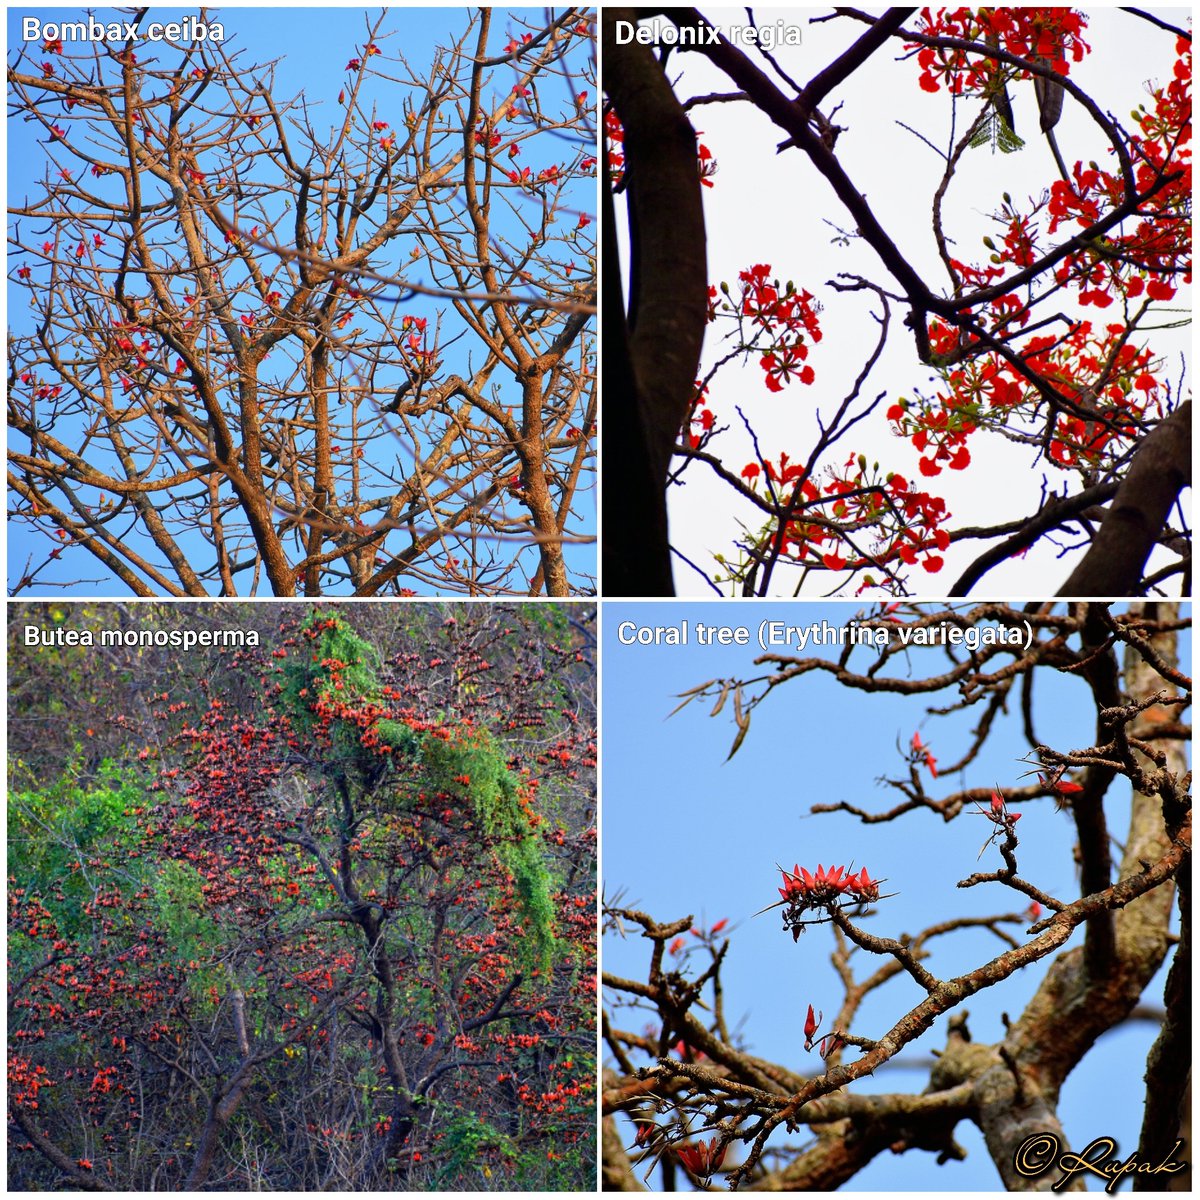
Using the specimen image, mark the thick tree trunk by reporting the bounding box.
[602,8,708,596]
[1058,403,1191,596]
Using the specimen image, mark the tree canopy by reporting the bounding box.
[9,602,596,1190]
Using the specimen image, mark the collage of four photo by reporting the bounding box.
[6,5,1191,1194]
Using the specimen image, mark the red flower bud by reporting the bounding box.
[804,1004,822,1049]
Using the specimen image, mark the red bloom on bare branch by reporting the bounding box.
[767,863,884,938]
[803,1003,823,1050]
[675,1136,727,1182]
[911,731,939,777]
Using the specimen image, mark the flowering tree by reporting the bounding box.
[9,8,596,597]
[602,602,1189,1189]
[8,603,596,1189]
[604,7,1190,596]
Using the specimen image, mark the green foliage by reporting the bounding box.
[282,612,557,967]
[7,762,146,936]
[970,109,1025,153]
[420,730,556,970]
[279,610,382,737]
[151,859,225,1000]
[433,1113,518,1187]
[375,718,421,757]
[505,836,557,972]
[420,729,519,834]
[281,614,422,795]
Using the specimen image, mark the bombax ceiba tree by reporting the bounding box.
[9,8,596,596]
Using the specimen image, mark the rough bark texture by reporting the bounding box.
[602,8,708,596]
[1058,402,1191,597]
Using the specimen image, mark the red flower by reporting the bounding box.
[847,867,880,902]
[818,1031,846,1059]
[1040,772,1083,796]
[804,1003,822,1049]
[911,731,938,777]
[675,1136,726,1180]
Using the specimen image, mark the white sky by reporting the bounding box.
[621,6,1192,597]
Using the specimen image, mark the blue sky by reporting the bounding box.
[7,8,596,595]
[602,600,1188,1190]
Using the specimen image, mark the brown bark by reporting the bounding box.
[978,602,1184,1185]
[1058,402,1191,597]
[8,1105,115,1191]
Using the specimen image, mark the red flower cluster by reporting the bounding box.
[910,8,1090,97]
[675,1136,726,1181]
[604,111,720,197]
[604,109,625,187]
[771,863,884,941]
[779,863,880,908]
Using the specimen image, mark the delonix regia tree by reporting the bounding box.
[8,8,596,597]
[603,8,1190,597]
[8,604,596,1190]
[602,603,1189,1190]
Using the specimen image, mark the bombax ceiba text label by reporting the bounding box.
[23,17,224,43]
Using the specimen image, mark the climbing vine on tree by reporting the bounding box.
[279,611,557,968]
[8,603,596,1190]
